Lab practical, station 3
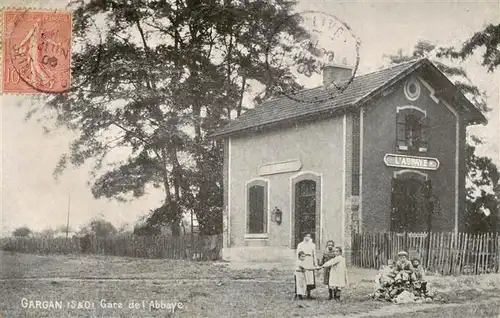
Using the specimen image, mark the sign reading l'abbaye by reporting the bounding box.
[383,154,440,171]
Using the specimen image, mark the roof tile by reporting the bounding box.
[212,59,425,138]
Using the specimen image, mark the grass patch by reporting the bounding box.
[1,251,499,317]
[365,300,500,318]
[3,279,498,317]
[418,302,500,318]
[0,280,389,317]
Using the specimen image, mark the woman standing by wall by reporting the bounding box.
[296,234,318,299]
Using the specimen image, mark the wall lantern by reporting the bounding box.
[272,207,283,225]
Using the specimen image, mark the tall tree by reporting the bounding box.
[437,24,500,72]
[385,40,499,232]
[32,0,310,235]
[436,24,500,232]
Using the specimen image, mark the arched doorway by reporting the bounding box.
[391,171,432,233]
[292,174,321,248]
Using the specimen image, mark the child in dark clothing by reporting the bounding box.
[321,240,336,299]
[394,251,413,283]
[411,258,425,281]
[411,258,429,294]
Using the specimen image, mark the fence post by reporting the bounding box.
[384,232,390,262]
[458,233,465,275]
[404,232,408,253]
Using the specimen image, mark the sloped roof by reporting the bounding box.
[211,58,486,139]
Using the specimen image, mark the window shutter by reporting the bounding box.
[257,186,265,233]
[248,185,265,234]
[396,111,407,151]
[419,116,430,153]
[248,187,255,233]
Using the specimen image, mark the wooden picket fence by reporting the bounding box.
[0,234,223,261]
[351,232,500,276]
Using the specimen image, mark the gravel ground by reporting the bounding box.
[1,251,499,317]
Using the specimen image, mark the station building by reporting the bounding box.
[211,58,486,262]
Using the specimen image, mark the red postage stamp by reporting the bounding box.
[2,9,72,94]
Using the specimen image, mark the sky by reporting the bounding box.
[1,0,499,236]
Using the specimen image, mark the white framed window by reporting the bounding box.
[245,179,269,239]
[396,107,430,153]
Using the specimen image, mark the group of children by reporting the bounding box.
[372,251,431,301]
[294,237,431,302]
[295,238,348,301]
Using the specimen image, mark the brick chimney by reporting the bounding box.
[323,62,353,86]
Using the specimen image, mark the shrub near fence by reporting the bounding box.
[1,234,223,261]
[351,232,500,276]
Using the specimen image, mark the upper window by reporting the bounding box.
[404,78,421,101]
[406,114,422,149]
[396,107,429,153]
[247,180,268,235]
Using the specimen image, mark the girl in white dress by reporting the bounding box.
[321,247,348,301]
[295,251,320,300]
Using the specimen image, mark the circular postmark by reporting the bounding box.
[3,8,103,95]
[265,11,361,103]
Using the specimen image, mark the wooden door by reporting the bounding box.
[295,180,317,247]
[391,177,428,232]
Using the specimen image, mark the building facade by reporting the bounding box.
[212,58,486,263]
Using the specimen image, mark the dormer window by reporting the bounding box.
[396,107,429,153]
